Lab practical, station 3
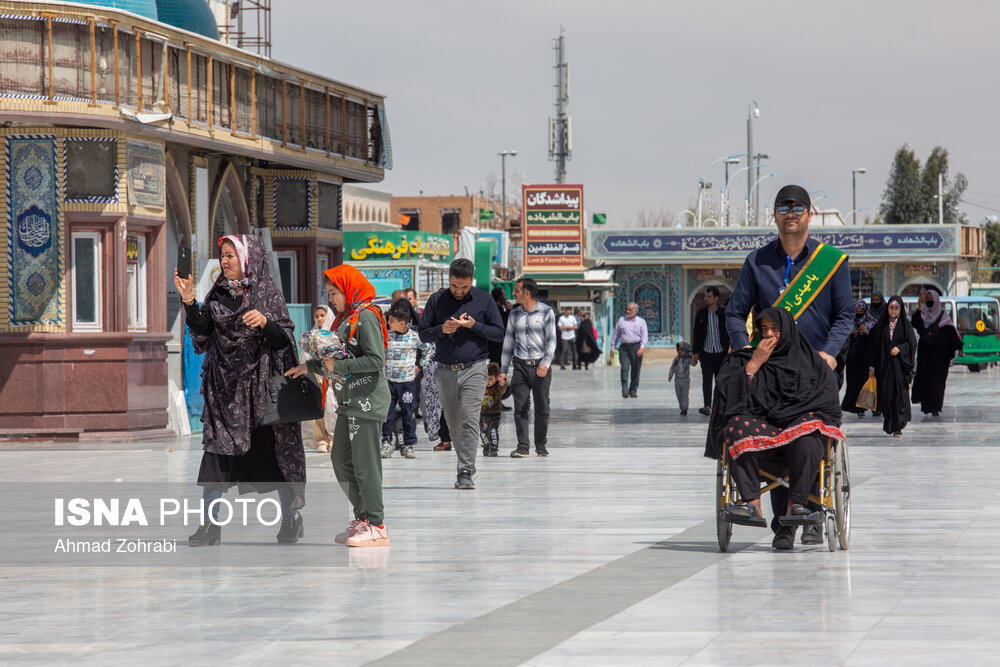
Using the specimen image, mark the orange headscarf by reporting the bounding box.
[323,265,388,349]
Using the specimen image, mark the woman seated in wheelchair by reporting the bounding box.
[705,307,845,548]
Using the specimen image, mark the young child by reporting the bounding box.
[480,363,511,457]
[300,305,337,453]
[382,301,432,459]
[668,341,696,416]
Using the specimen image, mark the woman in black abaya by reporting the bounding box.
[841,299,877,417]
[910,290,963,417]
[869,295,917,437]
[705,307,845,549]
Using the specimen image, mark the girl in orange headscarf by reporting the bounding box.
[287,264,391,547]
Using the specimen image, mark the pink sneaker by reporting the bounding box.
[334,519,367,545]
[347,523,390,547]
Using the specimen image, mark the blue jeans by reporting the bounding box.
[383,380,417,446]
[619,342,642,394]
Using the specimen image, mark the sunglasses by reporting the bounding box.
[776,205,807,216]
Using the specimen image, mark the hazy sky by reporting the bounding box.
[272,1,999,227]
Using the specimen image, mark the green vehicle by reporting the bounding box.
[899,296,1000,372]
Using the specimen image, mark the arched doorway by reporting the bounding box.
[899,278,945,297]
[687,280,733,340]
[209,162,251,247]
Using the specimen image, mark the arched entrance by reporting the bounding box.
[209,162,251,248]
[899,278,945,297]
[687,279,733,340]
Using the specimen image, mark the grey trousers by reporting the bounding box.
[435,360,488,474]
[674,376,690,411]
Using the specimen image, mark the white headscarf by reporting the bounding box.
[314,304,335,330]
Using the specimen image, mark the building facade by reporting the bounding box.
[0,1,390,437]
[589,225,987,349]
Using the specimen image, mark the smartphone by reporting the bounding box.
[176,245,192,278]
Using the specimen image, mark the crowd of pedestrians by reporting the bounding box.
[178,194,969,554]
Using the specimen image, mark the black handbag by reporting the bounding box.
[259,373,324,426]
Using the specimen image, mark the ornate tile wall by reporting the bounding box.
[615,265,682,347]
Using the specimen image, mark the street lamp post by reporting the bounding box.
[752,152,768,225]
[852,168,867,226]
[697,152,746,226]
[498,150,517,230]
[747,169,788,225]
[724,163,766,226]
[747,101,759,222]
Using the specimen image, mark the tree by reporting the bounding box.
[881,144,968,224]
[880,145,923,224]
[635,205,676,228]
[983,221,1000,282]
[921,146,968,224]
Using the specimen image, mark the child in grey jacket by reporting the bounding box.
[668,341,697,415]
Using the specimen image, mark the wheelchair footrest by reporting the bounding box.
[777,511,825,527]
[722,508,767,528]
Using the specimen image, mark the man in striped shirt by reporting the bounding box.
[499,277,558,458]
[692,286,730,415]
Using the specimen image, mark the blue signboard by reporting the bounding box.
[589,226,958,260]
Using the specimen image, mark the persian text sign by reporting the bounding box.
[589,226,957,261]
[343,231,453,264]
[522,184,584,272]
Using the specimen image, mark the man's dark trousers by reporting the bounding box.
[699,351,726,407]
[511,360,551,453]
[619,342,642,394]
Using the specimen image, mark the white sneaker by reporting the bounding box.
[347,523,390,547]
[334,519,367,545]
[380,441,393,458]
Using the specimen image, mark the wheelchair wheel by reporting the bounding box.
[716,459,733,552]
[826,516,837,552]
[833,440,851,550]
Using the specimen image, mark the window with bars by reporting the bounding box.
[94,25,116,104]
[344,99,367,160]
[234,66,253,134]
[52,21,88,100]
[167,46,186,118]
[191,53,208,123]
[285,82,302,146]
[256,75,280,141]
[212,59,230,129]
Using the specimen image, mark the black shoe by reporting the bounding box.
[698,407,712,416]
[772,527,796,550]
[501,404,513,412]
[455,468,476,490]
[622,392,629,398]
[488,446,499,457]
[276,512,304,544]
[510,449,530,458]
[680,409,688,416]
[536,449,550,457]
[188,523,221,547]
[629,391,637,398]
[801,523,823,545]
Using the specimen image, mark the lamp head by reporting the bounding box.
[854,167,867,174]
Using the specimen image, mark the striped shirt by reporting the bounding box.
[500,301,558,374]
[704,308,723,354]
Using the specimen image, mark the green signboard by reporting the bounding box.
[343,231,453,264]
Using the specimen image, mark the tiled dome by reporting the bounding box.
[154,0,220,40]
[76,0,159,21]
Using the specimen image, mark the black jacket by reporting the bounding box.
[692,305,730,355]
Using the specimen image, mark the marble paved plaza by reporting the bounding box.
[3,361,1000,665]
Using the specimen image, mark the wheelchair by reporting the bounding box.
[716,437,851,552]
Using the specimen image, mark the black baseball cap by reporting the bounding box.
[773,185,811,208]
